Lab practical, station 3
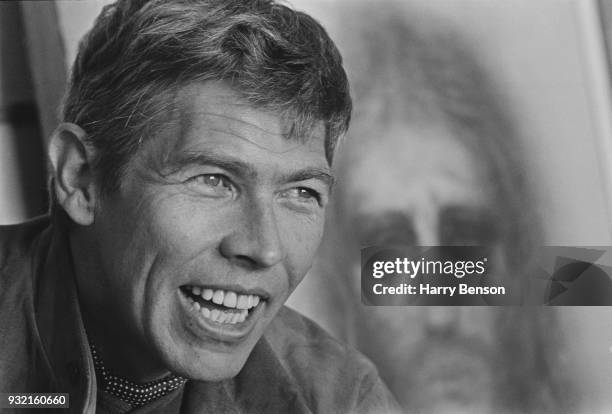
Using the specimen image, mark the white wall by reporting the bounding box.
[0,2,44,224]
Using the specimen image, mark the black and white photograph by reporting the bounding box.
[2,0,612,413]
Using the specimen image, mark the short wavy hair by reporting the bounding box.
[62,0,351,194]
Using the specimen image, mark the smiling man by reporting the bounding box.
[0,1,399,413]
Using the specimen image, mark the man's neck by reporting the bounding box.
[82,310,170,383]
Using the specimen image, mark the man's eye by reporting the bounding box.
[196,174,229,188]
[281,187,321,205]
[188,174,234,196]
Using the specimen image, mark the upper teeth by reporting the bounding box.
[186,286,261,310]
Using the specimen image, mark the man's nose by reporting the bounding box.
[219,199,284,269]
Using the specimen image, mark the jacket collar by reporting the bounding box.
[33,218,97,413]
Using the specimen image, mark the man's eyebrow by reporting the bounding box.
[280,169,335,190]
[167,152,257,177]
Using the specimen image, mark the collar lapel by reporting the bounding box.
[34,222,96,413]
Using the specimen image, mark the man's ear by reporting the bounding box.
[48,123,97,226]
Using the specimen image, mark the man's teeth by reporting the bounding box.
[193,288,260,310]
[212,290,224,305]
[190,301,248,324]
[183,286,262,324]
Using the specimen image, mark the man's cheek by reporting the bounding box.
[150,209,222,257]
[288,242,322,290]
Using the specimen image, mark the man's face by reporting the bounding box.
[336,122,502,412]
[84,81,330,381]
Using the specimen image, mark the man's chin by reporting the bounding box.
[161,345,252,382]
[153,290,271,381]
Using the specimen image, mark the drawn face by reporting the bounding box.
[84,81,331,381]
[340,122,497,247]
[337,122,502,412]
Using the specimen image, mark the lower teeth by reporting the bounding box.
[188,297,248,324]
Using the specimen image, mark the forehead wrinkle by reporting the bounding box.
[179,83,326,149]
[187,109,319,156]
[179,104,310,156]
[206,126,305,156]
[199,111,285,137]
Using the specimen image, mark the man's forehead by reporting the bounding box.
[161,82,326,160]
[138,81,329,175]
[178,82,321,141]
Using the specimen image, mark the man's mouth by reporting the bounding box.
[179,285,262,325]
